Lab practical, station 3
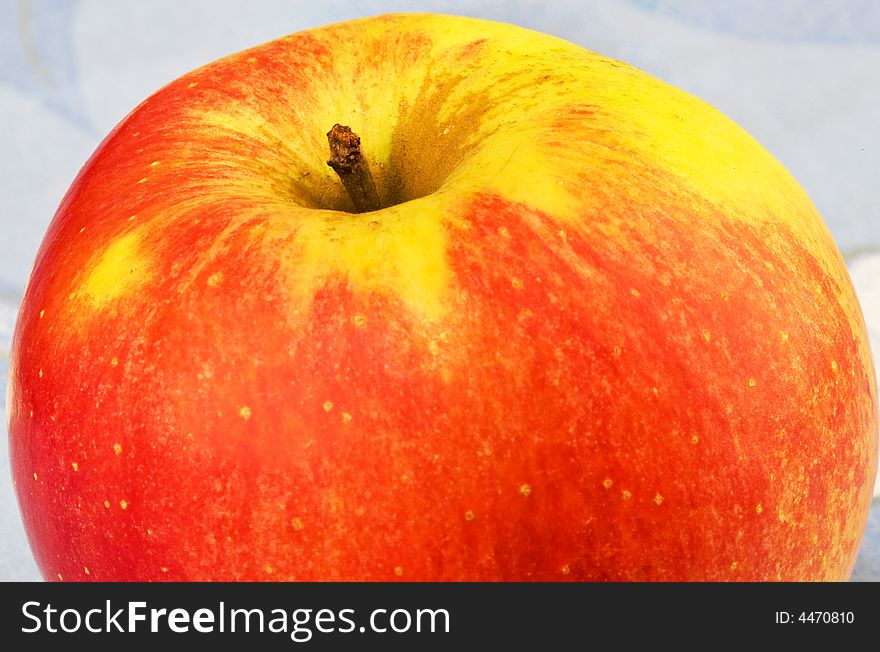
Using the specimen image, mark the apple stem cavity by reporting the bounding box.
[327,124,381,213]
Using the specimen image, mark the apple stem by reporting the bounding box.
[326,124,381,213]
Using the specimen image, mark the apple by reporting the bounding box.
[7,14,877,581]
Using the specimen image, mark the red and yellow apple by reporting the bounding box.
[7,14,877,581]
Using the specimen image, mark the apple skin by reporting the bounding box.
[7,14,877,581]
